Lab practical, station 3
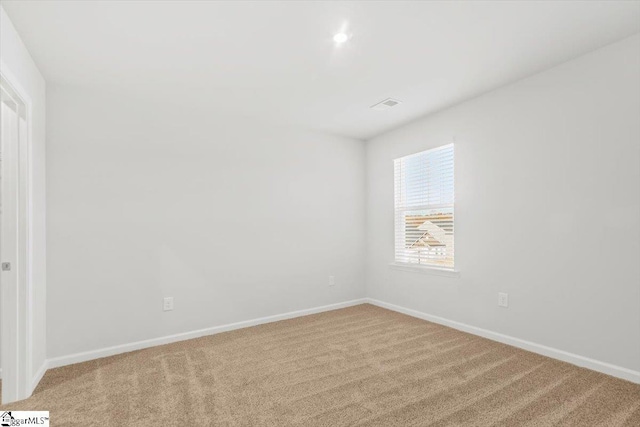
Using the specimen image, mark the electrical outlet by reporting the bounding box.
[163,297,174,311]
[329,276,335,287]
[498,292,508,308]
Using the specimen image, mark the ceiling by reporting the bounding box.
[3,1,639,140]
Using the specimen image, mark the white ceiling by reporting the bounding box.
[3,1,639,140]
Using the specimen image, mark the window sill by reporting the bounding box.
[388,262,461,278]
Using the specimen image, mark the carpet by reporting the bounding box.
[1,304,639,426]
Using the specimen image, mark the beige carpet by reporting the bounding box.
[2,304,639,426]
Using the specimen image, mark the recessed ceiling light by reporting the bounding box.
[333,32,349,44]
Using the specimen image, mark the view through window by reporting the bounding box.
[394,144,454,269]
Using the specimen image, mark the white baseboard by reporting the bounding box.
[366,298,640,384]
[31,361,48,394]
[0,368,2,379]
[35,297,640,389]
[47,298,367,370]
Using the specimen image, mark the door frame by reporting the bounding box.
[0,60,34,404]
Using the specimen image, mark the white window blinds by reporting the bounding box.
[394,144,454,269]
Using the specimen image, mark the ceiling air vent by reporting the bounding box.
[370,98,402,111]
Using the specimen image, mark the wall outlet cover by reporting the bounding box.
[498,292,508,308]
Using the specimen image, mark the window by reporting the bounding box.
[394,144,454,269]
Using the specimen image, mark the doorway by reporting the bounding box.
[0,73,33,404]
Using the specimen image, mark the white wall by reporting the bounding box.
[46,84,365,359]
[0,6,47,383]
[365,34,640,372]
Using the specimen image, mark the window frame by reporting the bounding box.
[391,144,459,276]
